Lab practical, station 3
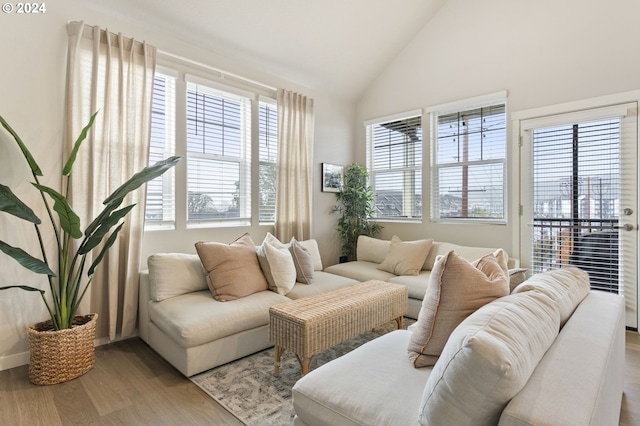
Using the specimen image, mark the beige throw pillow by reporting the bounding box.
[257,233,296,295]
[297,239,323,271]
[195,234,269,302]
[377,236,433,276]
[288,237,315,284]
[408,250,509,367]
[418,291,561,425]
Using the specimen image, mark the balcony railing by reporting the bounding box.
[532,218,619,293]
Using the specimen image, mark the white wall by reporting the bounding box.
[356,0,640,258]
[0,0,355,370]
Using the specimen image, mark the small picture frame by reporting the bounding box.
[322,163,344,193]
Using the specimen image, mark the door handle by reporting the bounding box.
[614,223,636,231]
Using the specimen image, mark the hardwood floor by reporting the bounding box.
[1,332,639,425]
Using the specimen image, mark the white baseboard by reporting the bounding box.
[0,328,138,372]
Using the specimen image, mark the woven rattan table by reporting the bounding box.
[269,280,408,376]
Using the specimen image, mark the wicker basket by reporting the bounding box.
[27,313,98,385]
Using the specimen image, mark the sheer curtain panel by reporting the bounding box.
[275,90,314,242]
[64,21,156,340]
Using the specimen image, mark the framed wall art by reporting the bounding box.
[321,163,344,192]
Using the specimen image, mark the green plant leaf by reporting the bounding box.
[103,156,182,205]
[88,222,123,276]
[0,115,42,176]
[62,111,99,177]
[80,204,136,255]
[0,240,55,276]
[0,285,45,294]
[0,184,40,224]
[32,183,82,239]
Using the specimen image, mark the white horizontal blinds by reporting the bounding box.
[145,73,176,227]
[258,100,278,223]
[367,114,422,219]
[530,117,621,292]
[433,104,506,220]
[186,81,251,223]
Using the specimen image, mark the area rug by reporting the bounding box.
[190,318,414,426]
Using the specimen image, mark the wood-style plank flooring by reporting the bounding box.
[0,332,639,425]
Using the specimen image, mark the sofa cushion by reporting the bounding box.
[257,232,296,295]
[512,266,589,326]
[148,289,290,348]
[423,241,502,271]
[297,238,324,271]
[418,291,561,426]
[356,235,391,264]
[286,271,360,299]
[378,236,433,276]
[195,234,269,302]
[147,253,208,302]
[288,237,315,284]
[388,271,432,300]
[408,250,509,367]
[323,260,396,283]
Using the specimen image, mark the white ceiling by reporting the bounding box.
[90,0,447,101]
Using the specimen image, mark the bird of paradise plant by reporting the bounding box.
[0,112,181,330]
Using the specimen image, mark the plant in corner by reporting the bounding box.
[0,112,181,384]
[333,163,382,261]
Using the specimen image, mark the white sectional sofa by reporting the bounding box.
[292,267,626,426]
[138,235,518,376]
[325,235,522,319]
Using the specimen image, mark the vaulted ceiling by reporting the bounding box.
[88,0,448,102]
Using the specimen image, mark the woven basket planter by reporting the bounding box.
[27,313,98,385]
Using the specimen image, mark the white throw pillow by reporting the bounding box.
[147,253,208,302]
[257,233,296,295]
[418,291,561,426]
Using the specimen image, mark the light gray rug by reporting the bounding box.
[190,319,413,425]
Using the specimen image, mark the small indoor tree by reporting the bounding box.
[333,163,382,261]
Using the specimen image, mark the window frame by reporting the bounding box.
[428,91,508,225]
[143,56,278,231]
[364,109,424,222]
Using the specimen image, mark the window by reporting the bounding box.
[365,111,423,220]
[144,61,278,230]
[186,81,252,224]
[431,100,506,222]
[258,99,278,223]
[144,72,176,227]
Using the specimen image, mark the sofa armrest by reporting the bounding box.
[138,270,151,343]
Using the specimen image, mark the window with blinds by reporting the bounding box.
[258,100,278,223]
[431,103,506,221]
[531,118,621,292]
[365,112,422,220]
[186,82,252,224]
[144,73,176,228]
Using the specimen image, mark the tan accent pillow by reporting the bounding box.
[512,266,589,326]
[195,233,268,302]
[408,250,509,367]
[419,291,560,425]
[288,237,315,284]
[377,236,433,276]
[257,233,296,295]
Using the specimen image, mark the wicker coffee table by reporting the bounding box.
[269,280,408,376]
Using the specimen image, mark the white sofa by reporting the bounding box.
[138,236,519,376]
[292,267,626,426]
[325,236,521,319]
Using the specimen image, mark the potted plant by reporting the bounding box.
[0,112,181,384]
[333,163,382,262]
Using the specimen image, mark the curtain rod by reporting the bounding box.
[157,50,278,93]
